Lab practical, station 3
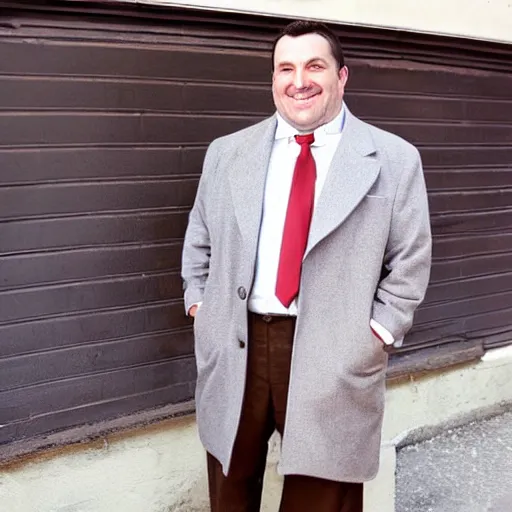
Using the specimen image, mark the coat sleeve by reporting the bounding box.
[181,140,219,314]
[372,147,432,347]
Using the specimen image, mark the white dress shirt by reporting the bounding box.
[248,106,346,315]
[247,105,394,345]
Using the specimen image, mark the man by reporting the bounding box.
[182,20,431,512]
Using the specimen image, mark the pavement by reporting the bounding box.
[395,411,512,512]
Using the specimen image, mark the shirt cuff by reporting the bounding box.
[370,319,395,346]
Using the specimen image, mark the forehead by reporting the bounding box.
[274,33,334,65]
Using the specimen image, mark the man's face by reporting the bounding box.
[272,33,348,132]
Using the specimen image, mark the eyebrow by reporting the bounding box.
[276,57,329,68]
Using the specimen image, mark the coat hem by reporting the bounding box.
[276,462,379,483]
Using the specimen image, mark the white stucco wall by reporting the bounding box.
[0,417,210,512]
[2,345,512,512]
[120,0,512,44]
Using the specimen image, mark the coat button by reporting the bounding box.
[238,340,246,349]
[237,286,247,300]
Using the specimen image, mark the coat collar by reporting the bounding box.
[305,106,380,259]
[228,105,380,261]
[228,116,277,262]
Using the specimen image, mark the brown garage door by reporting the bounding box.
[0,2,511,449]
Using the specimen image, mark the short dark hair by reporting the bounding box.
[271,20,345,71]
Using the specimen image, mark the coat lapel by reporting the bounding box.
[228,116,277,259]
[305,109,381,259]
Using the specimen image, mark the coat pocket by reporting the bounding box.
[193,285,219,371]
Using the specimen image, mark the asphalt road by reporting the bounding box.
[396,412,512,512]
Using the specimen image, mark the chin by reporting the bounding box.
[293,117,318,131]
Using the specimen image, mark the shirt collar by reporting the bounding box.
[275,103,346,145]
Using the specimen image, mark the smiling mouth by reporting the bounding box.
[291,93,318,102]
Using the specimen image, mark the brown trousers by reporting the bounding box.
[207,313,363,512]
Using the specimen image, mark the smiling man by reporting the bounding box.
[182,21,432,512]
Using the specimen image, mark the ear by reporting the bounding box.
[338,66,349,86]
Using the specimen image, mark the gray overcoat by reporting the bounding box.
[181,106,431,482]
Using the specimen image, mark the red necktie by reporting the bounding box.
[275,133,316,307]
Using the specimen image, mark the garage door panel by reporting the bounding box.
[432,232,512,259]
[420,146,512,167]
[373,120,512,146]
[0,380,195,446]
[0,179,198,219]
[431,209,512,235]
[405,306,512,349]
[0,211,190,254]
[349,62,512,100]
[0,357,196,426]
[415,290,512,326]
[429,189,512,214]
[0,147,194,184]
[0,113,258,146]
[0,329,193,392]
[430,253,512,283]
[1,3,512,448]
[0,271,183,323]
[425,168,512,191]
[0,301,188,358]
[0,40,270,83]
[0,77,273,115]
[348,92,512,123]
[424,272,512,305]
[0,241,182,289]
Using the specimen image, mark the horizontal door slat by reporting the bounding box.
[0,382,194,445]
[0,113,258,147]
[0,357,196,424]
[0,302,190,358]
[0,180,199,219]
[430,253,512,283]
[0,41,270,83]
[0,77,273,115]
[0,330,194,392]
[0,272,183,323]
[0,242,182,289]
[0,212,190,254]
[0,147,205,184]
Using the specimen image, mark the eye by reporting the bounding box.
[310,64,324,71]
[280,67,293,73]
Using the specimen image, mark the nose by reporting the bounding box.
[293,68,305,89]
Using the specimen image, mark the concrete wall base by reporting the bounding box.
[1,345,511,512]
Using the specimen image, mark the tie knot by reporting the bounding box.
[294,133,314,146]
